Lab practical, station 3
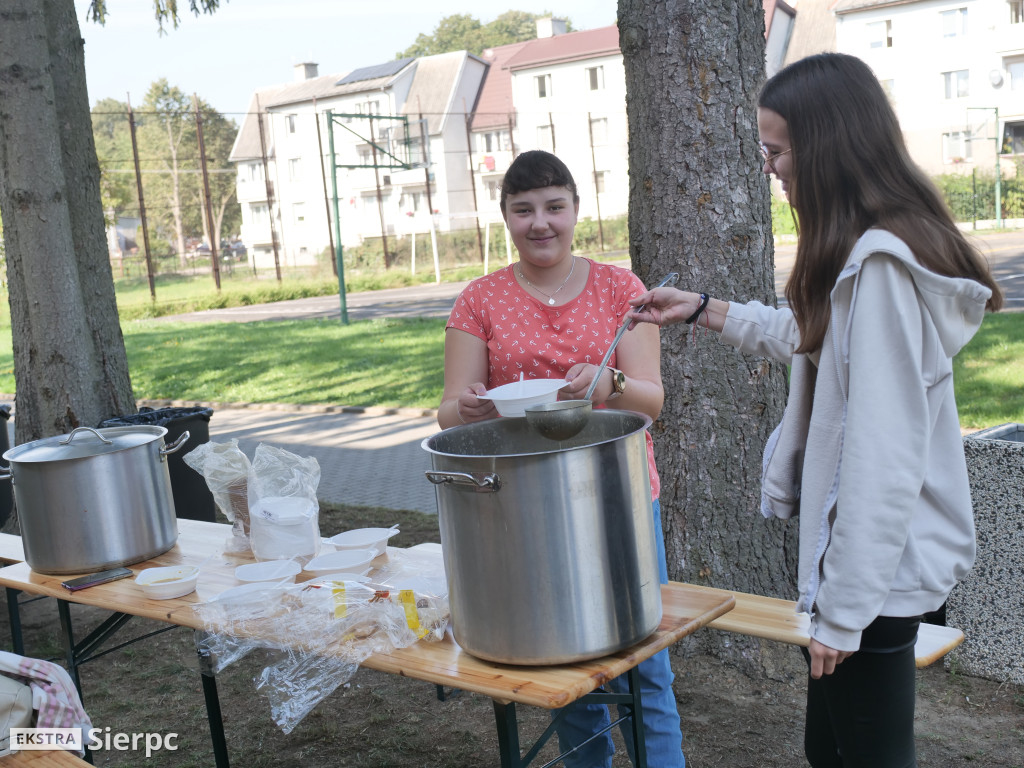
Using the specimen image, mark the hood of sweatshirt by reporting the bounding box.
[838,229,992,359]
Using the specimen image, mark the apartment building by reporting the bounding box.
[231,13,796,264]
[834,0,1024,174]
[229,52,487,268]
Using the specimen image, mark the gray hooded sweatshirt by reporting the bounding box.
[720,228,991,652]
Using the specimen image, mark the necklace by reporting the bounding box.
[517,255,576,305]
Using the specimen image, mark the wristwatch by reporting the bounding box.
[608,367,626,396]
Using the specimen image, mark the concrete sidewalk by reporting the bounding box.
[205,405,442,516]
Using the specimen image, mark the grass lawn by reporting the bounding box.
[0,303,1019,427]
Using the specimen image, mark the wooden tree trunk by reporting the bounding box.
[0,0,135,445]
[618,0,798,675]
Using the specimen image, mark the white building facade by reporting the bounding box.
[834,0,1024,175]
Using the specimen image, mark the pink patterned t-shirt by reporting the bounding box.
[446,258,661,499]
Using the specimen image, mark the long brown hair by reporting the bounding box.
[759,53,1003,353]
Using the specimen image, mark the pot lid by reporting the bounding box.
[4,426,167,463]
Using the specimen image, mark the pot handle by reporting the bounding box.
[160,431,191,457]
[425,470,501,492]
[59,426,113,446]
[0,464,9,482]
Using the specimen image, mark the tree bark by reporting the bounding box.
[0,0,135,444]
[618,0,798,675]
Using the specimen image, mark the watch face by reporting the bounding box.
[612,369,626,393]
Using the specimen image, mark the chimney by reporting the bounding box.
[535,17,567,39]
[294,62,319,81]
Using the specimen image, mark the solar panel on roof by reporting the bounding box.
[336,58,414,86]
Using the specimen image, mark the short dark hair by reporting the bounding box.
[499,150,579,214]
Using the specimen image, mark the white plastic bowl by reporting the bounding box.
[477,378,567,417]
[235,560,302,584]
[329,527,400,557]
[304,549,376,575]
[135,565,200,600]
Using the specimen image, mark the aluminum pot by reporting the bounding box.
[0,426,188,575]
[423,410,661,665]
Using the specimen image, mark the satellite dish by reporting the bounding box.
[989,69,1004,87]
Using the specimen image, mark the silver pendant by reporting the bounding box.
[548,298,555,305]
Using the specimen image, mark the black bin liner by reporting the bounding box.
[0,404,11,528]
[99,406,216,522]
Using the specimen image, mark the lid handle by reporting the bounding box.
[59,427,113,446]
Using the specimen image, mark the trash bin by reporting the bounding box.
[0,404,11,528]
[946,423,1024,684]
[98,406,217,523]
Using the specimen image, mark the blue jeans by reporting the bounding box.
[552,499,685,767]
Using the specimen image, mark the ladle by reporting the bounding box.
[524,272,680,441]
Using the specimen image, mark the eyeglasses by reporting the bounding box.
[759,142,792,172]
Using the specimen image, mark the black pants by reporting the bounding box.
[802,615,921,768]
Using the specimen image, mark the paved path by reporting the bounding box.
[204,405,442,516]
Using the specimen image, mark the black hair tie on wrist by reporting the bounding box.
[685,293,710,325]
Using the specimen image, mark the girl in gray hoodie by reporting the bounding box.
[626,53,1003,768]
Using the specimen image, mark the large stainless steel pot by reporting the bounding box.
[423,410,661,665]
[0,426,188,575]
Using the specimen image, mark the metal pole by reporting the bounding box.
[326,111,349,324]
[127,97,156,300]
[368,117,392,269]
[313,98,338,277]
[587,112,606,252]
[463,101,485,263]
[194,95,222,290]
[994,107,1002,229]
[256,96,283,282]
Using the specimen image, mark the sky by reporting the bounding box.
[74,0,620,118]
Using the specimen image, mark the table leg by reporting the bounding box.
[492,700,523,768]
[195,631,231,768]
[5,587,24,654]
[626,666,647,768]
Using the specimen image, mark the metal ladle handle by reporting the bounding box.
[583,272,680,401]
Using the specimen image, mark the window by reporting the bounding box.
[1012,0,1024,23]
[357,146,372,166]
[589,117,609,145]
[1010,60,1024,90]
[941,8,968,37]
[942,131,972,163]
[1004,122,1024,154]
[250,203,269,227]
[485,179,500,201]
[288,158,302,181]
[538,124,554,152]
[480,130,510,153]
[586,66,605,90]
[292,202,306,225]
[286,114,297,134]
[593,171,607,194]
[247,163,264,182]
[942,70,969,98]
[536,74,552,99]
[867,20,893,48]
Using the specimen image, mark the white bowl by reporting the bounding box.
[329,527,400,557]
[210,581,288,605]
[304,549,377,575]
[135,565,200,600]
[235,560,302,584]
[303,569,372,586]
[477,378,567,417]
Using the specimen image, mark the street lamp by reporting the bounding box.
[967,106,1002,230]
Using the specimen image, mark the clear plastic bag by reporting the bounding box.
[247,444,321,560]
[183,439,252,552]
[195,548,449,733]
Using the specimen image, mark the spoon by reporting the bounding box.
[524,272,680,441]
